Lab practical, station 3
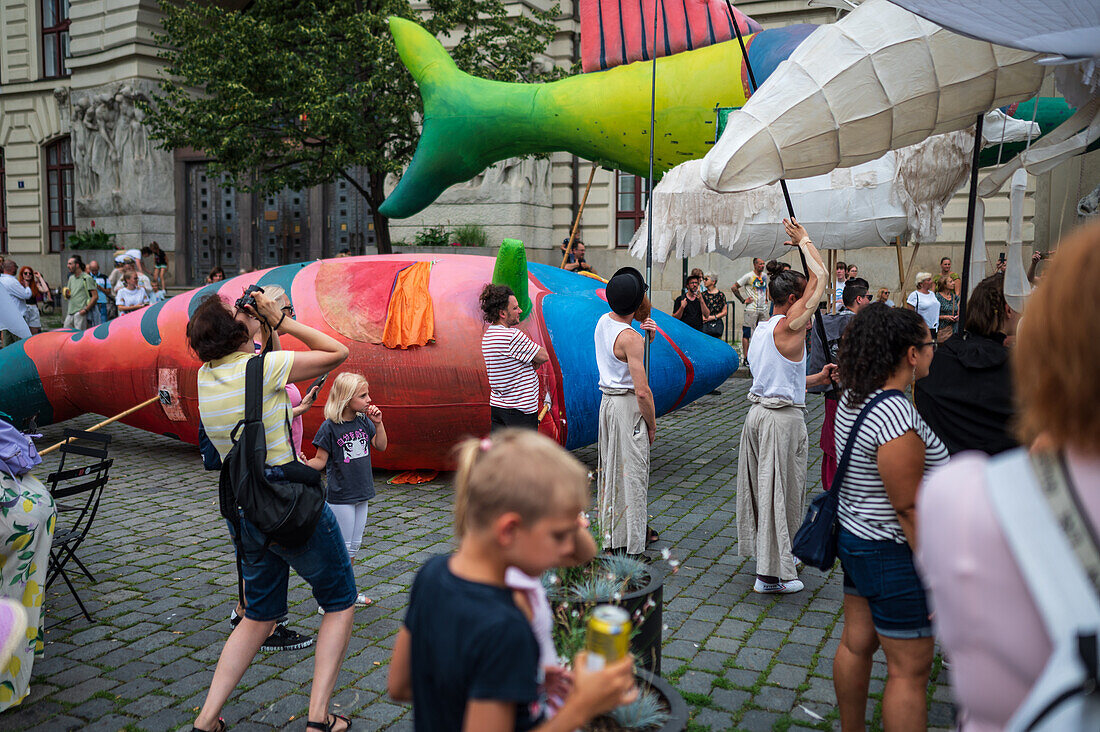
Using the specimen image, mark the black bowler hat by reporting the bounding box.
[606,266,648,315]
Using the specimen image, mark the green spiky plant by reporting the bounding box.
[451,223,488,247]
[606,686,671,730]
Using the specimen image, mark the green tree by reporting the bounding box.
[143,0,562,254]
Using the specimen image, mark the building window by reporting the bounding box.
[0,150,6,254]
[46,137,74,253]
[615,171,649,247]
[42,0,71,79]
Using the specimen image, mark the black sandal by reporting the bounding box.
[646,526,660,545]
[306,713,351,731]
[191,719,226,732]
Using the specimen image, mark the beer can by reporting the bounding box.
[586,605,631,671]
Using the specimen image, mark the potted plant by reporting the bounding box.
[596,668,689,732]
[545,554,667,675]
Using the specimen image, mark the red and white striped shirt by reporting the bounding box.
[481,324,541,413]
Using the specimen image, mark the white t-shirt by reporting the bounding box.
[481,324,541,413]
[906,289,939,331]
[835,390,949,543]
[113,272,153,296]
[834,281,846,311]
[736,271,769,312]
[116,286,149,310]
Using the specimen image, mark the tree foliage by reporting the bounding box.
[143,0,562,253]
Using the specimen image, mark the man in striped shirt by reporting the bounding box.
[479,284,548,430]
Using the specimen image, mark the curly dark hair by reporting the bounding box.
[837,303,928,404]
[186,295,249,363]
[479,284,515,323]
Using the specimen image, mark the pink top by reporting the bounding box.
[504,567,557,669]
[917,449,1100,731]
[285,383,304,454]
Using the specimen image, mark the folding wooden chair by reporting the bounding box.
[45,429,112,623]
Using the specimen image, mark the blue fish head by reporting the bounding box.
[530,263,739,449]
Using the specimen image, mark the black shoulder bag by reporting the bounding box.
[218,353,324,548]
[793,389,902,570]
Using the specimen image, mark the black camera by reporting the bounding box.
[235,284,265,312]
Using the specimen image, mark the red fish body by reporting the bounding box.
[0,254,737,469]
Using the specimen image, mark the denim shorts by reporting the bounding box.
[838,528,933,639]
[227,504,357,621]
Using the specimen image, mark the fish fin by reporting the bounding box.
[381,17,537,219]
[492,239,532,320]
[578,0,762,73]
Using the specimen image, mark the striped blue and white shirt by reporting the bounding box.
[835,389,949,544]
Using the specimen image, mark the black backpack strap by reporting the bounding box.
[245,353,266,426]
[830,389,904,491]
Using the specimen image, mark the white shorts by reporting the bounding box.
[63,310,90,330]
[744,308,768,330]
[23,305,41,329]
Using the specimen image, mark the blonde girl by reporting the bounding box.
[388,430,635,731]
[305,372,387,608]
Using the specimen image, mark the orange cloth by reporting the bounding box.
[382,261,435,349]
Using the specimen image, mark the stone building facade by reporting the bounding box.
[0,0,1095,293]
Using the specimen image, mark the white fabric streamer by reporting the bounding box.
[1004,168,1032,313]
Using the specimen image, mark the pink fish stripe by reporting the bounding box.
[580,0,762,73]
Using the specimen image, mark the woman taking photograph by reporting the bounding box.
[737,218,836,595]
[17,266,48,335]
[831,303,948,732]
[187,289,353,732]
[919,221,1100,731]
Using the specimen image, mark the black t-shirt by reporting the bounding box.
[673,294,705,330]
[406,555,541,732]
[915,331,1016,456]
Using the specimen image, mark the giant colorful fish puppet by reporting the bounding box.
[0,251,737,470]
[379,7,813,219]
[379,0,1083,220]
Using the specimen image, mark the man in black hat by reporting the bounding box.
[595,267,658,556]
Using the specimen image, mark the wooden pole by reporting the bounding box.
[895,236,905,300]
[39,395,161,456]
[561,163,598,268]
[900,242,923,303]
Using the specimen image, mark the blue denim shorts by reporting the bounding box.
[227,504,357,621]
[838,528,933,639]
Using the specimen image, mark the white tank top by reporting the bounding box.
[748,314,806,406]
[594,313,636,390]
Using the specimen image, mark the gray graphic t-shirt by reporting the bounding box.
[313,415,377,504]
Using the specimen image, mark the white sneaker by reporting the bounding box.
[318,593,373,614]
[754,578,805,594]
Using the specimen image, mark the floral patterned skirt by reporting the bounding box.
[0,472,55,711]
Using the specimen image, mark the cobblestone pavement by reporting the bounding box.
[6,374,954,731]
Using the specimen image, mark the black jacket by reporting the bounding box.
[915,331,1017,455]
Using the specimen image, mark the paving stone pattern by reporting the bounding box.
[6,375,954,731]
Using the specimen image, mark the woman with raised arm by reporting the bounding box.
[187,289,354,732]
[736,219,837,595]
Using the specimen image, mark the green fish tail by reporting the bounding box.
[381,17,553,219]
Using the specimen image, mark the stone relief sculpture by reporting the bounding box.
[453,156,552,201]
[69,81,172,218]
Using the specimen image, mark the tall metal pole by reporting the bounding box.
[723,0,831,364]
[959,113,985,321]
[644,0,660,367]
